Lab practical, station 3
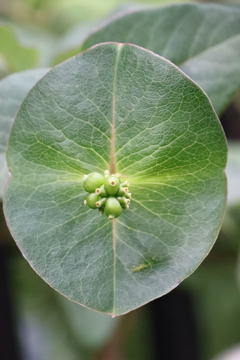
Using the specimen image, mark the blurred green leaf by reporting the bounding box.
[81,2,240,115]
[12,254,118,359]
[52,5,146,65]
[0,23,38,72]
[183,262,240,360]
[0,68,49,200]
[226,141,240,206]
[53,0,185,27]
[52,24,94,65]
[0,55,10,80]
[58,296,119,349]
[11,25,59,67]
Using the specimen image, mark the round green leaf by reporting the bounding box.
[0,68,49,200]
[81,3,240,115]
[3,43,227,316]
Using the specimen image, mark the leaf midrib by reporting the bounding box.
[111,44,123,315]
[110,44,122,174]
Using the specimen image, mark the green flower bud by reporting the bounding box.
[95,185,107,197]
[117,196,130,210]
[83,172,105,193]
[125,192,131,199]
[117,196,130,207]
[120,181,129,187]
[85,193,100,209]
[104,175,120,195]
[117,186,129,196]
[83,170,130,218]
[105,197,122,219]
[96,197,107,208]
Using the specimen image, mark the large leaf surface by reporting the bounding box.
[3,43,227,315]
[0,69,49,199]
[82,2,240,115]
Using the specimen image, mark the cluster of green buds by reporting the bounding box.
[83,170,131,219]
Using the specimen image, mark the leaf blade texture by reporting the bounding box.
[0,68,49,200]
[3,43,227,315]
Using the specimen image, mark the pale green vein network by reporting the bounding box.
[117,219,168,249]
[0,68,49,199]
[59,221,109,267]
[29,111,109,172]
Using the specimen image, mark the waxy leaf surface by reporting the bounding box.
[4,43,227,315]
[0,68,49,199]
[82,2,240,115]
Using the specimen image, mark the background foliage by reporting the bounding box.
[0,0,240,359]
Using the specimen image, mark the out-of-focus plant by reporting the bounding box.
[0,1,240,359]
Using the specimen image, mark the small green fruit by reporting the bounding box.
[117,196,130,206]
[96,197,107,208]
[104,175,120,195]
[125,192,131,199]
[83,172,105,193]
[95,185,107,197]
[85,193,100,209]
[105,197,122,219]
[117,196,130,210]
[117,186,129,196]
[120,181,129,187]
